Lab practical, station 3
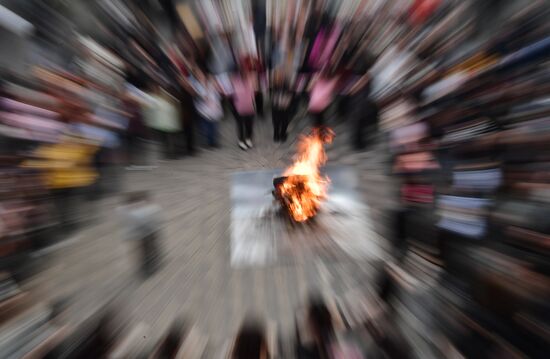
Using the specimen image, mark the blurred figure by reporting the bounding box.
[271,71,294,142]
[0,1,549,358]
[148,317,187,359]
[121,191,162,277]
[143,85,181,159]
[347,77,378,150]
[231,320,270,359]
[252,0,267,63]
[308,69,339,128]
[177,82,197,157]
[306,12,341,73]
[122,90,148,168]
[191,71,223,148]
[22,134,99,232]
[231,71,256,150]
[363,311,412,359]
[44,305,120,359]
[297,297,364,359]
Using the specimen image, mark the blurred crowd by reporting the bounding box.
[0,0,550,358]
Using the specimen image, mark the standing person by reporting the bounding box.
[23,134,99,232]
[271,71,293,142]
[255,71,265,120]
[177,82,196,156]
[308,69,339,128]
[252,0,267,120]
[231,320,270,359]
[191,72,223,148]
[120,191,163,277]
[142,85,181,159]
[122,89,147,167]
[148,317,187,358]
[348,76,379,150]
[297,297,365,359]
[252,0,267,62]
[231,71,256,150]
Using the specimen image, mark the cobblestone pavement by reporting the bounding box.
[29,114,397,356]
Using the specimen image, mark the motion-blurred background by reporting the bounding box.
[0,0,549,358]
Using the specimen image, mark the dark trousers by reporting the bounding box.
[393,208,409,262]
[255,92,264,118]
[200,118,218,147]
[235,114,253,141]
[310,109,327,128]
[157,131,178,159]
[125,135,145,165]
[140,232,160,277]
[53,188,85,232]
[183,119,195,155]
[272,108,289,141]
[352,116,374,150]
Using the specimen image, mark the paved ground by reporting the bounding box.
[28,112,397,356]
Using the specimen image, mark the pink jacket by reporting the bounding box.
[308,77,338,113]
[232,76,255,116]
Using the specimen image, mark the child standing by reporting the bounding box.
[231,71,256,150]
[191,72,223,148]
[121,191,162,277]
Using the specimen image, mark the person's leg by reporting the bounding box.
[166,132,177,159]
[272,109,280,141]
[255,92,264,118]
[140,236,151,276]
[53,189,68,230]
[184,116,195,156]
[353,115,365,150]
[278,111,285,140]
[338,95,350,123]
[172,131,183,158]
[235,114,245,142]
[280,109,290,141]
[235,114,247,149]
[159,131,170,159]
[199,117,208,147]
[245,115,253,141]
[122,133,131,165]
[394,207,409,262]
[205,120,216,147]
[210,121,219,147]
[189,119,196,155]
[128,135,143,165]
[92,147,105,197]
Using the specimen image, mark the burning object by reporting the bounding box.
[273,128,334,222]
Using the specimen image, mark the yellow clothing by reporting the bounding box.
[446,53,499,75]
[21,143,99,189]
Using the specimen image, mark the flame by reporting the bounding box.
[279,128,334,222]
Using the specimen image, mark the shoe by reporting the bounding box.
[238,141,247,150]
[245,139,253,148]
